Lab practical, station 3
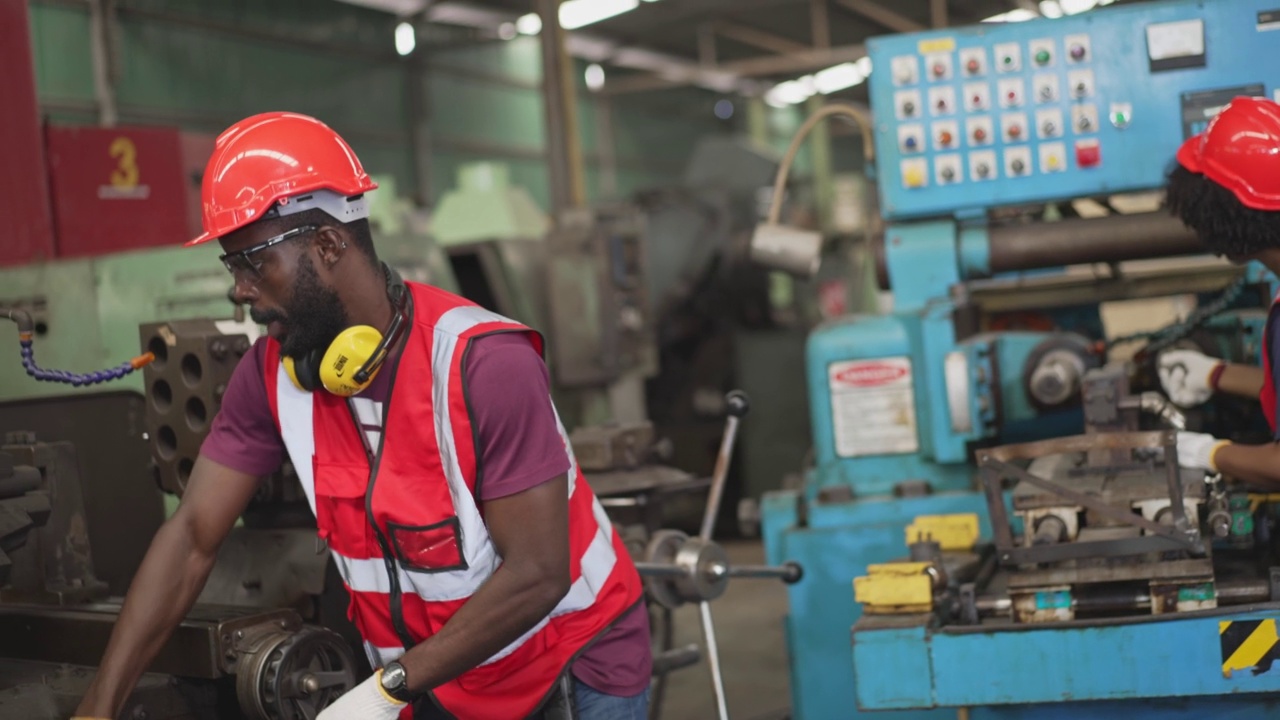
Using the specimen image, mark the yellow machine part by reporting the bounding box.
[905,513,980,551]
[854,562,933,614]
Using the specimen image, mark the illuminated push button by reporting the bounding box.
[966,58,981,75]
[939,130,954,147]
[1035,49,1051,66]
[1070,44,1087,62]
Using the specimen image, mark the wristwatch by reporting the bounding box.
[379,661,414,703]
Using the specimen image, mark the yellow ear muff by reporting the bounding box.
[318,325,384,396]
[282,355,306,391]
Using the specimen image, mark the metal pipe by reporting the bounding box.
[876,212,1207,291]
[973,578,1270,618]
[700,391,749,542]
[699,601,730,720]
[652,644,701,675]
[987,211,1204,274]
[634,563,687,579]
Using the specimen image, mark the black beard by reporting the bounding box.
[253,254,349,359]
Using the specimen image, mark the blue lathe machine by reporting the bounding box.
[760,1,1280,717]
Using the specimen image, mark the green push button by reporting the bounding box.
[1035,49,1051,65]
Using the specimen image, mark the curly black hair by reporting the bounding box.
[1166,164,1280,258]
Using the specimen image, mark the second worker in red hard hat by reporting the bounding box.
[1160,96,1280,485]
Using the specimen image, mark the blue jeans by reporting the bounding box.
[574,680,649,720]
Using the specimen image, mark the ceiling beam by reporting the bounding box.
[833,0,926,33]
[603,43,867,95]
[811,0,831,49]
[713,20,809,55]
[931,0,948,27]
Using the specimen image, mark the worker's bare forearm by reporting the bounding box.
[1218,363,1266,400]
[75,518,219,717]
[1216,442,1280,488]
[398,563,568,693]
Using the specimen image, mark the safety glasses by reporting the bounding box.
[219,225,318,282]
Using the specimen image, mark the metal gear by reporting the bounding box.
[236,626,358,720]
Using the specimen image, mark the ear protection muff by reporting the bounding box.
[284,264,409,396]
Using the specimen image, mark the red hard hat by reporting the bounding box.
[1176,96,1280,211]
[186,112,378,246]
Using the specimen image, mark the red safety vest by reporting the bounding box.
[1262,293,1280,434]
[262,281,643,720]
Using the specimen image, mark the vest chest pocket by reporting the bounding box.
[388,516,467,573]
[312,459,376,558]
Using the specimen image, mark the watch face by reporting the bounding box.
[382,664,406,688]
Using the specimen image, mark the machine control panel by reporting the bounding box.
[867,0,1280,220]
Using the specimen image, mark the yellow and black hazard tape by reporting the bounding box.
[1220,619,1280,678]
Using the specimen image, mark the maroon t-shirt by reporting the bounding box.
[201,332,651,696]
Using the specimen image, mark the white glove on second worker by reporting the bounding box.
[1157,349,1224,408]
[316,669,407,720]
[1176,431,1232,473]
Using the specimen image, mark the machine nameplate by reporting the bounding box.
[828,357,919,457]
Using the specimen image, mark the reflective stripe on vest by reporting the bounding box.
[265,282,642,720]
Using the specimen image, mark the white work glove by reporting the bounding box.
[316,669,407,720]
[1157,349,1224,408]
[1176,431,1232,473]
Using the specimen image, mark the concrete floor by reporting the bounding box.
[652,539,793,720]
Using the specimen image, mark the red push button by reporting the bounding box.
[1075,140,1101,168]
[1008,124,1023,140]
[973,127,988,143]
[933,62,946,78]
[939,130,954,147]
[966,58,981,75]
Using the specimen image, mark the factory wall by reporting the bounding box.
[26,0,732,218]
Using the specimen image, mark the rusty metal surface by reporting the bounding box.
[0,391,162,595]
[1006,558,1215,589]
[0,439,107,604]
[0,602,298,680]
[975,430,1175,464]
[139,319,250,497]
[0,660,202,720]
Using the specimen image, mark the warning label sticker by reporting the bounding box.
[829,357,919,458]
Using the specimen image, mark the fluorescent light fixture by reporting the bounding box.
[395,21,416,55]
[585,63,606,91]
[516,13,542,35]
[1038,1,1064,18]
[560,0,639,29]
[764,56,871,107]
[982,8,1037,22]
[516,0,640,34]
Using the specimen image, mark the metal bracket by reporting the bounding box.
[977,430,1204,566]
